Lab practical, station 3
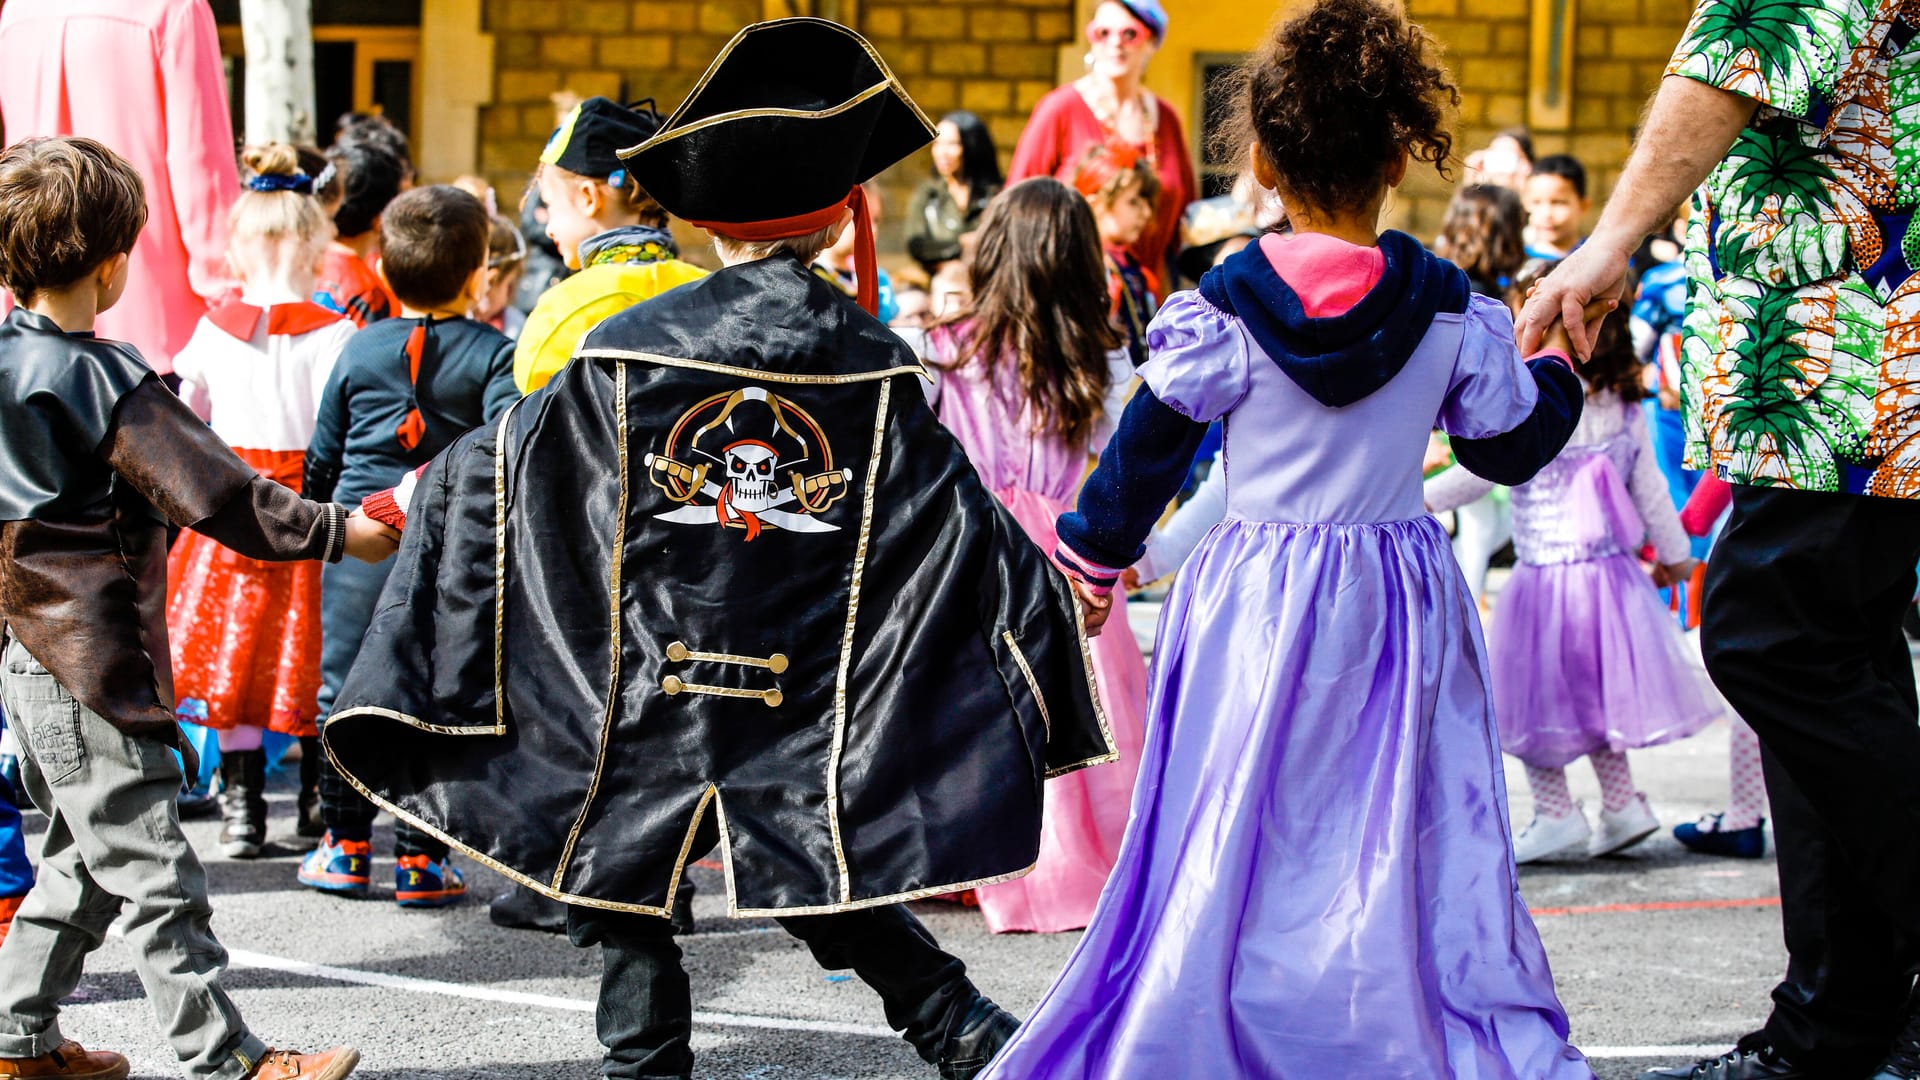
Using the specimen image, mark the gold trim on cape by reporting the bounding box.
[491,401,520,736]
[1042,587,1120,779]
[575,347,922,385]
[661,676,782,707]
[825,377,891,905]
[551,361,630,892]
[1001,630,1051,737]
[665,642,789,673]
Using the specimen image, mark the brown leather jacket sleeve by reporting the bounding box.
[101,381,346,563]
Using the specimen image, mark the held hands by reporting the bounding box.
[1072,578,1115,637]
[344,509,402,563]
[1649,558,1699,590]
[1514,240,1633,360]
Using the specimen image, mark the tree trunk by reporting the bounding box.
[239,0,317,146]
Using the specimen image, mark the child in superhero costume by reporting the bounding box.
[324,20,1114,1080]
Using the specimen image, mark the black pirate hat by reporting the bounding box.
[542,97,663,184]
[618,18,934,313]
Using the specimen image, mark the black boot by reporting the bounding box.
[488,883,569,933]
[669,873,696,936]
[295,736,326,839]
[1873,994,1920,1079]
[217,748,267,858]
[1639,1033,1818,1079]
[936,997,1019,1080]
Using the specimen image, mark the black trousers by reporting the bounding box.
[566,822,978,1079]
[315,756,446,859]
[1701,486,1920,1073]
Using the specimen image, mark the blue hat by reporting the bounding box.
[1115,0,1168,41]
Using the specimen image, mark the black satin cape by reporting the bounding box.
[326,255,1115,918]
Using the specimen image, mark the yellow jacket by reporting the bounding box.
[514,248,707,394]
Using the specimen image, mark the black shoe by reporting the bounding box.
[1640,1034,1816,1079]
[487,883,569,933]
[1873,1000,1920,1079]
[669,873,696,936]
[295,736,325,839]
[216,749,267,858]
[936,998,1019,1080]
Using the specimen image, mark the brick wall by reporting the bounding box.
[1393,0,1693,239]
[479,0,1076,271]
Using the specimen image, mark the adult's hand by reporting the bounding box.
[1515,240,1634,360]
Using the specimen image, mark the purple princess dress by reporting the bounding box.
[1427,392,1721,768]
[989,231,1595,1078]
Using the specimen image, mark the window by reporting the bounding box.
[1195,54,1248,200]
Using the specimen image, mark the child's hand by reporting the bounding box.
[1120,567,1143,591]
[1650,558,1699,589]
[344,509,402,563]
[1072,579,1115,637]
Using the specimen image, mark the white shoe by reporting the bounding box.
[1590,792,1660,856]
[1513,805,1592,863]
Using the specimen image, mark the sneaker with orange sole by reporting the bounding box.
[394,854,465,908]
[0,1040,128,1078]
[296,832,371,898]
[243,1047,358,1079]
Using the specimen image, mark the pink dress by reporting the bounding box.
[925,324,1148,933]
[0,0,238,373]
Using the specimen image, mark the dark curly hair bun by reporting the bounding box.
[1225,0,1458,216]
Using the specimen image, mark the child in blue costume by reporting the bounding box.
[988,2,1599,1075]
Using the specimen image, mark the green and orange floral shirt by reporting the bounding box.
[1670,0,1920,495]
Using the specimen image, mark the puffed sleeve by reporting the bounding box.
[1439,294,1584,486]
[1135,291,1252,424]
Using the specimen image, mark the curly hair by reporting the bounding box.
[1434,184,1526,290]
[1213,0,1458,216]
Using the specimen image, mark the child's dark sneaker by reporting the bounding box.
[1674,814,1767,859]
[296,832,372,897]
[395,855,465,908]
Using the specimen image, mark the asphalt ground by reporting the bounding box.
[13,603,1794,1080]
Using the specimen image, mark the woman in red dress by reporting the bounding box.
[1007,0,1197,296]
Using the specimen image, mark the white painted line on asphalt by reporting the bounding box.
[216,943,1733,1057]
[222,947,896,1039]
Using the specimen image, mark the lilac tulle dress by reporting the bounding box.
[1427,393,1721,768]
[985,288,1592,1077]
[923,325,1149,934]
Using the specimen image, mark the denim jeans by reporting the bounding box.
[0,637,270,1078]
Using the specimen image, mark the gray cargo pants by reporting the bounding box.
[0,637,271,1078]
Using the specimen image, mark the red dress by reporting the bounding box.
[1008,84,1198,296]
[166,299,355,735]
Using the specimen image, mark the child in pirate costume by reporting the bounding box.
[324,19,1113,1080]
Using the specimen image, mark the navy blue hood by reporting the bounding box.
[1198,230,1470,408]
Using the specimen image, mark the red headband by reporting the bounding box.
[1072,143,1143,199]
[690,187,878,316]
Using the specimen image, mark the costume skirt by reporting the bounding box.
[971,488,1146,933]
[982,516,1591,1079]
[1489,552,1720,769]
[165,448,324,736]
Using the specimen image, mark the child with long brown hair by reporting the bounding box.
[986,0,1595,1073]
[1426,260,1720,866]
[914,177,1146,934]
[1434,181,1528,297]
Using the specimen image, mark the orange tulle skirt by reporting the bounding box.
[165,448,324,735]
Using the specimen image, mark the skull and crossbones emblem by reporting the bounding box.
[644,387,853,541]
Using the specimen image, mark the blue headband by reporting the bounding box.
[245,167,328,195]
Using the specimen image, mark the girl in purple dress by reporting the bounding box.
[915,178,1148,933]
[1426,271,1719,864]
[986,1,1597,1075]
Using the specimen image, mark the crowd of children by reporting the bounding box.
[0,0,1845,1076]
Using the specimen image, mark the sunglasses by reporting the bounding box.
[1087,25,1146,45]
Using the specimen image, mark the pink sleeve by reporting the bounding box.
[1007,92,1068,183]
[160,0,239,304]
[1680,473,1732,538]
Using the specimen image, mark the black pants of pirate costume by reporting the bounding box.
[1701,486,1920,1075]
[566,817,991,1080]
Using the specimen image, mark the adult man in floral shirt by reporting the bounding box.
[1521,2,1920,1077]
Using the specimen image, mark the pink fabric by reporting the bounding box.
[1259,232,1386,318]
[0,0,239,373]
[1007,84,1198,296]
[929,324,1148,933]
[1681,472,1733,537]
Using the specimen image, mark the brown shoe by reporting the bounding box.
[244,1047,360,1080]
[0,1041,129,1079]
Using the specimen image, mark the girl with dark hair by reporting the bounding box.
[986,0,1594,1073]
[1427,262,1719,868]
[910,176,1145,934]
[905,110,1003,273]
[1435,182,1527,296]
